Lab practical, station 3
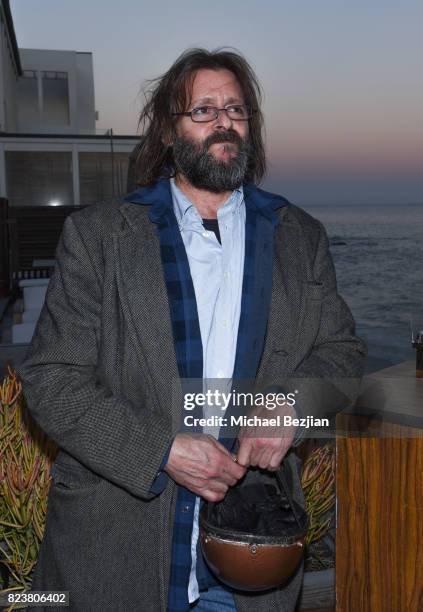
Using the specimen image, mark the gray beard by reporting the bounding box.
[172,132,251,193]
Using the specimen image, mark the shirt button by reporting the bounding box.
[181,505,191,513]
[202,231,209,238]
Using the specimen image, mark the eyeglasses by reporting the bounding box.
[172,105,256,123]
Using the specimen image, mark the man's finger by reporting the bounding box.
[257,447,273,470]
[236,438,253,467]
[221,456,247,481]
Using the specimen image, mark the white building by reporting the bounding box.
[0,0,138,208]
[0,0,138,345]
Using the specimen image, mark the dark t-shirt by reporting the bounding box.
[202,218,221,244]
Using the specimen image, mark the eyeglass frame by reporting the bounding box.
[172,105,257,123]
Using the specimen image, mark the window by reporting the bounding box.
[16,71,39,125]
[79,152,129,205]
[16,70,70,128]
[5,151,73,207]
[41,71,70,126]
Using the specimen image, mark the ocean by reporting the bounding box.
[301,203,423,373]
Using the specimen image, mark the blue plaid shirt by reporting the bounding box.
[170,178,245,603]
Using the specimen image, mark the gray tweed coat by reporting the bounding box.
[18,191,366,612]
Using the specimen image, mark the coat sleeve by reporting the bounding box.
[18,214,174,500]
[297,220,366,374]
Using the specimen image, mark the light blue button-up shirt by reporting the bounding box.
[170,177,245,602]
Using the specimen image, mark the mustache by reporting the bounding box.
[203,130,245,149]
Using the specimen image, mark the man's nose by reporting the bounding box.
[213,109,233,130]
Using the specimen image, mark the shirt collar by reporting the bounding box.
[170,177,244,229]
[170,178,195,226]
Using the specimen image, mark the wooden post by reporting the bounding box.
[336,362,423,611]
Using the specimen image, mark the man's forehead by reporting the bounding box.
[189,69,244,104]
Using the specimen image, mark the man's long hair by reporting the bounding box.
[135,48,266,186]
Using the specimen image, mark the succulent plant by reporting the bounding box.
[0,367,57,605]
[301,442,336,569]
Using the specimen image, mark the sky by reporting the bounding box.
[10,0,423,204]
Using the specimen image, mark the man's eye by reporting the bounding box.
[192,107,212,115]
[227,105,245,115]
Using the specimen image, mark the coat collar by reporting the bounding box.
[123,179,290,225]
[124,179,173,223]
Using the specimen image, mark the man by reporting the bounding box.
[19,48,366,611]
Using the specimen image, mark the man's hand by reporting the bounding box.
[237,404,297,471]
[164,433,246,502]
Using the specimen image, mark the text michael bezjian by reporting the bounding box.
[183,414,330,428]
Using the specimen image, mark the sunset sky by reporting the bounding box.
[10,0,423,204]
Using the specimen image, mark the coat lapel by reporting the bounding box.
[258,213,310,377]
[113,196,182,432]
